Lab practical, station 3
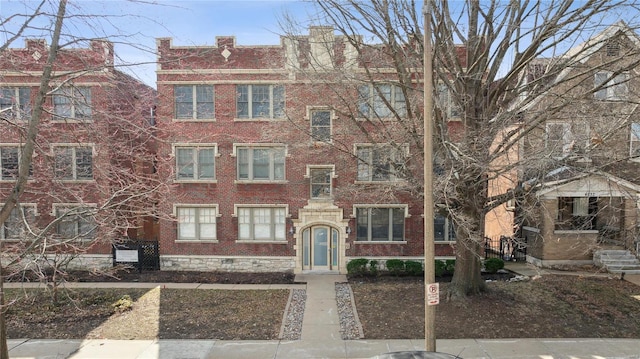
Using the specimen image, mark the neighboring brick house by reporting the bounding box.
[514,22,640,266]
[155,27,459,273]
[0,39,155,268]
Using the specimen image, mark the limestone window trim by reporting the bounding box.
[305,106,335,144]
[0,202,38,241]
[231,143,289,183]
[172,204,221,243]
[50,143,96,183]
[232,204,290,243]
[171,143,219,183]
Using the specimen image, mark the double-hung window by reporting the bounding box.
[54,146,93,180]
[631,123,640,158]
[1,204,36,240]
[176,206,217,241]
[237,206,286,241]
[1,146,32,180]
[358,84,406,118]
[434,215,456,241]
[310,109,331,142]
[556,197,597,231]
[175,145,216,181]
[53,87,91,120]
[356,144,405,182]
[174,85,214,120]
[0,87,31,120]
[236,145,286,181]
[437,83,461,118]
[594,71,629,101]
[545,122,590,158]
[55,205,96,240]
[310,167,332,199]
[545,122,572,158]
[355,206,405,242]
[236,85,285,119]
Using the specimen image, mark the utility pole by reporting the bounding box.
[423,0,436,352]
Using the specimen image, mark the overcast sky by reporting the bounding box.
[1,0,316,87]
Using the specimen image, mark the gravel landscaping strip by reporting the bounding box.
[335,282,364,339]
[280,288,306,340]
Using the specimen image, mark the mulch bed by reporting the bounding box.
[7,268,296,284]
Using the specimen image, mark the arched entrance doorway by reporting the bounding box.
[302,225,339,271]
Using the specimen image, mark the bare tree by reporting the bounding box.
[279,0,640,298]
[0,1,167,355]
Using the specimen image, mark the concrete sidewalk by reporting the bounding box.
[8,338,640,358]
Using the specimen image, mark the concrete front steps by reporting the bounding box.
[594,249,640,275]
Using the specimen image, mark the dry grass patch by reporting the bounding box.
[5,287,289,340]
[349,275,640,339]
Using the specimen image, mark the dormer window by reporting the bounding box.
[594,71,629,101]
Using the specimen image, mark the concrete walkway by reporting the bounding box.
[504,261,640,286]
[295,273,346,341]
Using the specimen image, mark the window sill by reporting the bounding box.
[176,240,218,243]
[310,140,332,146]
[354,180,403,185]
[0,179,35,183]
[234,180,288,184]
[354,240,407,244]
[236,240,288,244]
[595,97,628,102]
[309,197,334,202]
[172,118,216,122]
[553,230,599,234]
[575,157,592,163]
[174,179,217,184]
[356,117,402,122]
[51,119,93,123]
[54,179,95,183]
[434,240,456,244]
[233,118,286,122]
[56,238,95,242]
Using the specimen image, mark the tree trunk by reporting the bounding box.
[0,2,67,357]
[0,265,7,359]
[448,232,485,299]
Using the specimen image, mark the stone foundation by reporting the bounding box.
[160,255,295,272]
[3,254,113,273]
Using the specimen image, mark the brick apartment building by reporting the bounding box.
[1,29,458,274]
[154,27,457,273]
[0,39,155,269]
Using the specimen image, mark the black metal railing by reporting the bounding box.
[112,240,160,272]
[484,235,527,262]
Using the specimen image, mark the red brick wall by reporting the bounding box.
[155,32,456,260]
[1,39,154,256]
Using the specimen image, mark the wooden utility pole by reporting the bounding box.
[423,0,436,352]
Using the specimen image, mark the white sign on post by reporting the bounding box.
[427,282,439,306]
[115,249,139,263]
